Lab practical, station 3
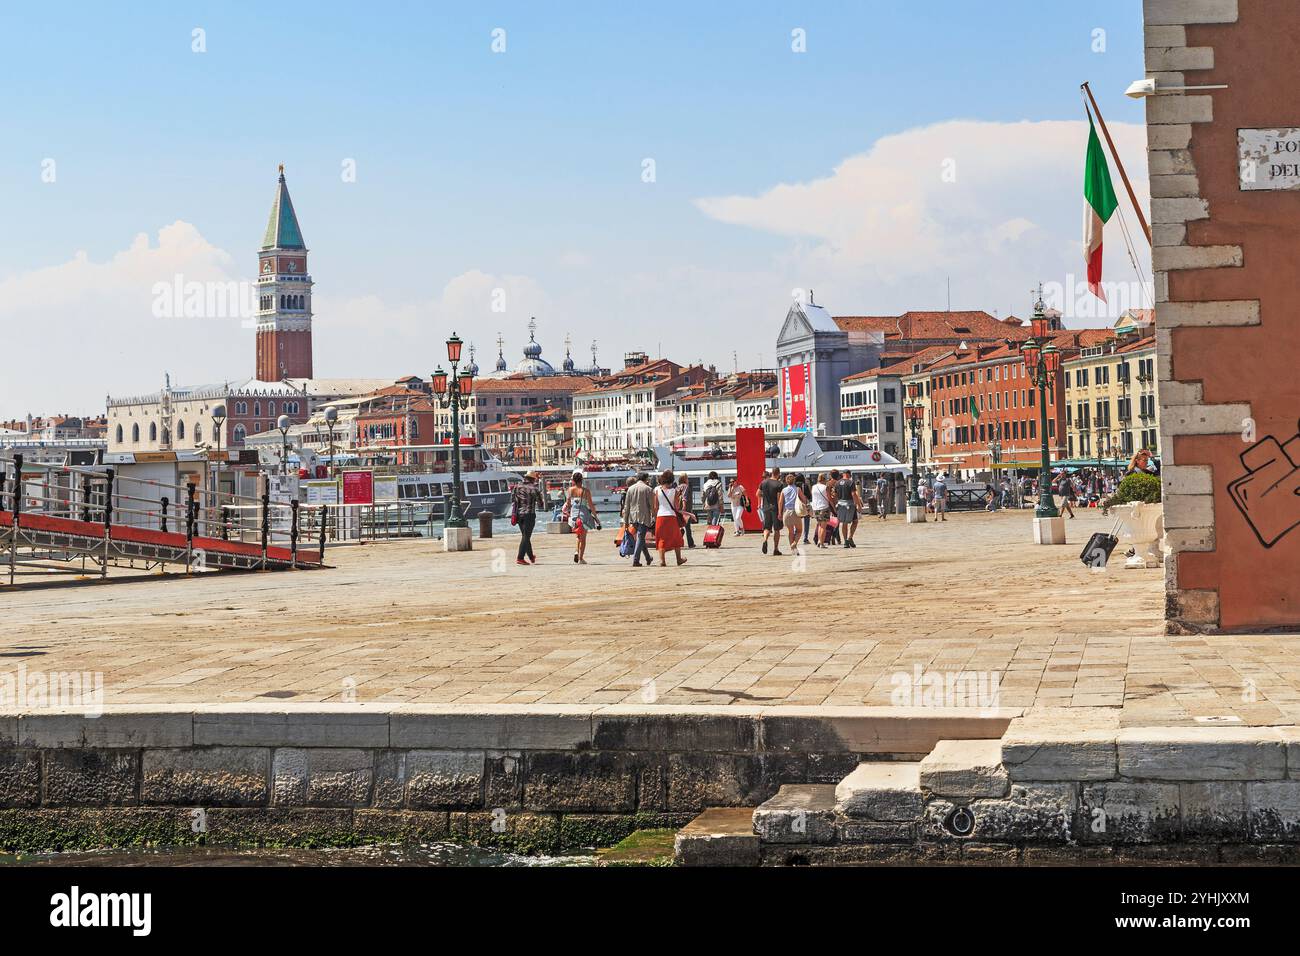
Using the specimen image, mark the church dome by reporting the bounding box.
[514,319,556,376]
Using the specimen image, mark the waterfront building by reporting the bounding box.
[1062,311,1159,462]
[840,346,957,459]
[777,296,1027,436]
[572,356,713,457]
[735,383,779,434]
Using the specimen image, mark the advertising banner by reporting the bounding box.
[782,362,811,431]
[341,470,374,506]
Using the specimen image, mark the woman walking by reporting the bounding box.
[727,477,748,535]
[511,471,546,565]
[782,473,805,554]
[563,471,600,564]
[655,470,688,567]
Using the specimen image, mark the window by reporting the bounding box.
[268,402,275,417]
[195,423,203,443]
[177,421,185,441]
[254,401,262,417]
[149,422,157,442]
[115,424,124,443]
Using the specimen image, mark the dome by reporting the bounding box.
[464,345,480,377]
[514,319,556,376]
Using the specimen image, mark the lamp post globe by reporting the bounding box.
[277,414,291,477]
[211,404,227,508]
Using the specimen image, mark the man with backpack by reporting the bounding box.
[701,471,724,526]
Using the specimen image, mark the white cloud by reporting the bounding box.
[693,118,1151,321]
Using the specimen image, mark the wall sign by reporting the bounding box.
[1238,128,1300,190]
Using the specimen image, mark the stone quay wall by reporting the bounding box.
[0,704,1010,854]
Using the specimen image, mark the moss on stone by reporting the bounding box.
[596,828,677,867]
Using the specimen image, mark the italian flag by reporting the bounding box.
[1083,116,1118,302]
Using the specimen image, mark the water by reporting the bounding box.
[0,843,598,868]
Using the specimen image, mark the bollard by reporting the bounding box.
[478,510,494,539]
[260,490,270,568]
[160,496,170,533]
[101,468,114,579]
[318,504,328,564]
[184,483,196,572]
[220,505,230,541]
[81,475,92,523]
[290,498,300,567]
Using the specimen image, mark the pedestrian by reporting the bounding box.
[1056,475,1077,518]
[563,471,600,564]
[835,469,860,548]
[919,474,933,513]
[825,469,842,544]
[624,471,656,567]
[781,473,805,555]
[797,473,813,543]
[810,472,832,546]
[759,466,785,556]
[654,470,688,567]
[727,477,748,535]
[677,474,697,548]
[701,470,724,526]
[875,473,889,520]
[511,471,546,566]
[932,471,949,522]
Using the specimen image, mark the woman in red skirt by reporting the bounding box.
[653,470,687,567]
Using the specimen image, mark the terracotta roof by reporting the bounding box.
[842,345,956,382]
[834,311,1028,342]
[472,375,594,393]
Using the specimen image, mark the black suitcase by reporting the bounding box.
[1080,532,1119,568]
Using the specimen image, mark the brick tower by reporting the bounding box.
[255,165,313,381]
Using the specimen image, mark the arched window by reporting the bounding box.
[233,424,246,445]
[254,401,261,417]
[132,423,140,442]
[268,402,275,417]
[115,424,123,443]
[177,421,185,441]
[194,423,203,444]
[149,422,157,442]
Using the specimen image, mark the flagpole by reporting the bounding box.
[1081,82,1152,245]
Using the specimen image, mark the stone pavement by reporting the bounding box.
[3,509,1296,726]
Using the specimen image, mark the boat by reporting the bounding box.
[653,431,910,496]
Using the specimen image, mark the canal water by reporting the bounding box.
[0,843,598,867]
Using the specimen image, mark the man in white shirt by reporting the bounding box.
[810,472,832,547]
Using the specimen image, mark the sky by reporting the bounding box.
[0,0,1152,417]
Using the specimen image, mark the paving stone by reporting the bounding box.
[919,739,1009,798]
[43,749,139,806]
[142,747,269,806]
[1118,728,1285,780]
[406,750,485,810]
[1079,782,1180,843]
[752,784,836,844]
[835,762,923,820]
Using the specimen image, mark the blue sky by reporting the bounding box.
[0,0,1150,414]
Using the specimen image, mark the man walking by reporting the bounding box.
[759,466,785,556]
[701,471,724,526]
[624,472,656,567]
[835,469,860,548]
[875,473,889,520]
[511,471,546,565]
[932,471,949,522]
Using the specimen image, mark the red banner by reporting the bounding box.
[735,427,766,532]
[782,362,811,431]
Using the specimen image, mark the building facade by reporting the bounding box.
[1062,322,1160,462]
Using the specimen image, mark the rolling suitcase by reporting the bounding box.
[1080,516,1121,568]
[703,525,725,548]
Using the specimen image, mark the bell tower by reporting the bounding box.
[255,165,313,381]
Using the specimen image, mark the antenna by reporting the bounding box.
[946,276,951,312]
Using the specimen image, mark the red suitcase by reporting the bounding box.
[703,525,725,548]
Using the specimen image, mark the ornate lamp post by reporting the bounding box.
[323,405,338,478]
[904,382,926,522]
[432,333,476,549]
[277,414,292,477]
[211,404,227,509]
[1020,291,1064,543]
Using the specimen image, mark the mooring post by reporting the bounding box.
[184,482,196,574]
[101,468,114,579]
[260,489,270,569]
[160,496,170,533]
[318,504,327,564]
[290,498,300,568]
[81,475,92,522]
[7,454,22,587]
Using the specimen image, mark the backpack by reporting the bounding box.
[704,483,720,507]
